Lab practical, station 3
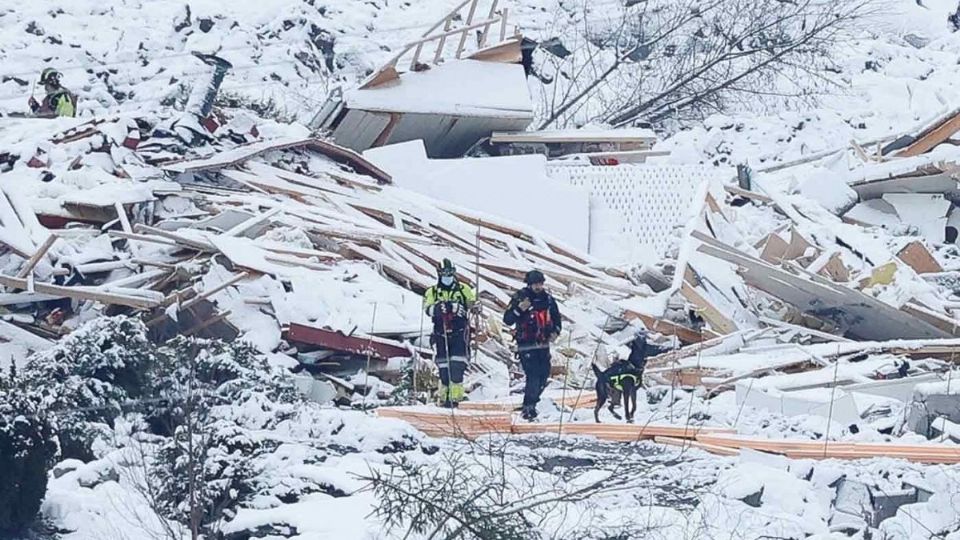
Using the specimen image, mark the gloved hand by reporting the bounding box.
[518,298,532,311]
[469,304,483,314]
[28,97,39,112]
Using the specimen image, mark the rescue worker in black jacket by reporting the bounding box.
[503,270,562,420]
[424,259,476,407]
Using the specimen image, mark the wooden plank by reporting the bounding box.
[0,274,160,309]
[757,316,851,342]
[16,234,57,278]
[897,110,960,157]
[694,235,952,340]
[454,0,479,59]
[133,225,217,252]
[816,252,850,283]
[784,226,817,262]
[654,436,740,457]
[759,233,789,264]
[724,184,773,204]
[114,202,133,233]
[182,310,233,337]
[696,433,960,464]
[107,230,179,248]
[679,281,738,335]
[900,303,960,337]
[623,310,716,344]
[897,241,943,274]
[181,272,252,310]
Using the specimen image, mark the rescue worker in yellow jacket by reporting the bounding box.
[28,68,77,118]
[423,259,476,407]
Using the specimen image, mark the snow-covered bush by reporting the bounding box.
[145,337,301,537]
[19,317,159,460]
[0,383,57,534]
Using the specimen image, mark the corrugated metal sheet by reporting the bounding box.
[331,110,391,152]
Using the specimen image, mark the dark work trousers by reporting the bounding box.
[519,346,551,408]
[434,329,469,386]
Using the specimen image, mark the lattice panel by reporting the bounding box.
[548,164,713,257]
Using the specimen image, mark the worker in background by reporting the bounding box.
[28,68,77,118]
[503,270,562,421]
[423,259,476,408]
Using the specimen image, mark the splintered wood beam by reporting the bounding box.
[108,230,179,247]
[623,309,717,344]
[654,436,740,457]
[898,110,960,157]
[284,323,431,359]
[114,202,133,233]
[16,234,58,278]
[181,271,252,310]
[182,310,233,337]
[133,224,217,252]
[0,274,161,309]
[679,281,738,335]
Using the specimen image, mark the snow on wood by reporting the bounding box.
[347,59,532,118]
[694,231,953,341]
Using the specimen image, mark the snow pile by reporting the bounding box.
[364,139,591,251]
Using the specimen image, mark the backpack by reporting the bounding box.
[517,304,552,344]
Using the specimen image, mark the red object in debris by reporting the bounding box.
[284,322,430,360]
[122,128,141,150]
[27,155,47,168]
[589,156,620,166]
[200,115,220,134]
[46,308,65,326]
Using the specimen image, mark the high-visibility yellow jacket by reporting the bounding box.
[424,281,475,334]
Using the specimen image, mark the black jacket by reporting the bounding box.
[503,287,562,345]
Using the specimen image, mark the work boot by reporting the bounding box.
[436,384,448,406]
[449,383,465,404]
[441,400,454,409]
[521,405,537,421]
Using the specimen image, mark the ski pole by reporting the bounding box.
[472,221,482,364]
[361,303,378,413]
[414,296,426,405]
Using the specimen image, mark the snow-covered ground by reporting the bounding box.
[4,0,960,539]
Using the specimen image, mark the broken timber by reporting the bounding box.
[284,322,431,360]
[693,231,955,340]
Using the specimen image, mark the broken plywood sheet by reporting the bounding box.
[897,108,960,157]
[816,252,851,283]
[208,235,308,277]
[759,233,790,263]
[783,226,819,263]
[694,233,952,340]
[897,241,943,274]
